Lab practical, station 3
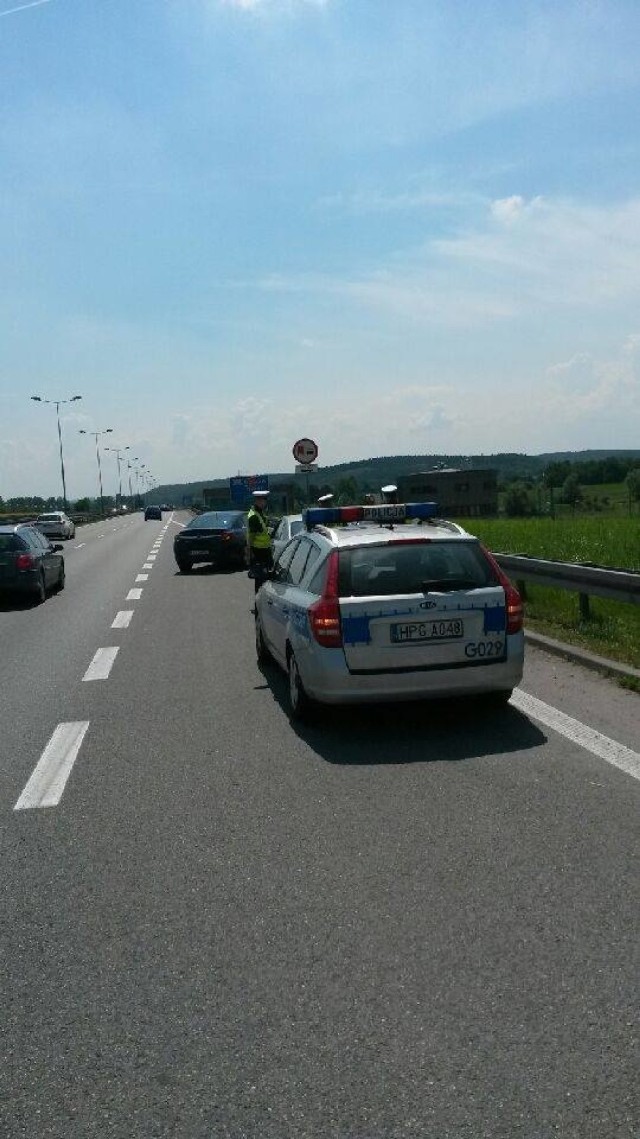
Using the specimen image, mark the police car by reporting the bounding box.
[254,500,524,719]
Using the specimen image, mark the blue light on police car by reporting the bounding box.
[405,502,439,520]
[304,507,341,526]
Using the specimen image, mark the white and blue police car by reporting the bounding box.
[254,500,524,719]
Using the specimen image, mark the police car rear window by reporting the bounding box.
[338,540,496,597]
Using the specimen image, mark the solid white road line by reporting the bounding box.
[82,647,120,681]
[512,690,640,783]
[14,722,90,810]
[169,520,184,527]
[127,588,143,600]
[135,573,148,582]
[112,610,134,629]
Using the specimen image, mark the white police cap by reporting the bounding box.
[317,493,334,505]
[252,489,269,498]
[381,484,397,494]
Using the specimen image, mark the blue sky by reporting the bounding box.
[2,0,640,498]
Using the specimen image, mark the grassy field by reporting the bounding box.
[460,515,640,676]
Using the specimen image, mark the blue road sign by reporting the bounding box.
[229,474,269,505]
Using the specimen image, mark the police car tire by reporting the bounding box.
[255,618,271,665]
[288,651,313,720]
[177,559,192,573]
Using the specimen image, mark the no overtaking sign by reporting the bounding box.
[292,437,319,464]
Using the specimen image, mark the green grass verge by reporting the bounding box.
[459,516,640,672]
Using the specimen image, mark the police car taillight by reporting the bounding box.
[308,551,342,648]
[481,547,523,634]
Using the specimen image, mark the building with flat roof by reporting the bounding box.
[397,468,498,517]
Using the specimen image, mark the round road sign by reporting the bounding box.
[292,437,319,464]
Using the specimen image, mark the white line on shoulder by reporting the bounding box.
[512,690,640,783]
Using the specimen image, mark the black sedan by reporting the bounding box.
[0,524,65,603]
[174,511,248,573]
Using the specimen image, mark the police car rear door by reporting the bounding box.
[338,538,508,672]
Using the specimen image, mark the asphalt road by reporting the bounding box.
[1,511,638,1138]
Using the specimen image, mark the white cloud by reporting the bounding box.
[252,195,640,329]
[490,195,544,225]
[544,339,640,419]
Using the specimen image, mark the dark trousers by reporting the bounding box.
[250,548,273,593]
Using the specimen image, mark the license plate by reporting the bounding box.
[391,619,464,643]
[190,548,205,555]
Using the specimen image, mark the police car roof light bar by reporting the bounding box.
[304,501,439,529]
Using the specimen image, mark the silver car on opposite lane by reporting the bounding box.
[255,505,524,719]
[35,512,76,540]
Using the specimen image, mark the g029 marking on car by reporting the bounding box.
[464,640,505,659]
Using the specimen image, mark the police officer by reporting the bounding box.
[381,484,398,504]
[247,490,273,594]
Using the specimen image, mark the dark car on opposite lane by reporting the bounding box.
[174,511,248,573]
[0,524,65,603]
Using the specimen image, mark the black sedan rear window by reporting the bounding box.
[338,540,496,597]
[0,535,26,552]
[187,512,244,529]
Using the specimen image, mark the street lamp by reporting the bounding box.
[139,465,148,507]
[79,428,113,516]
[128,458,140,508]
[30,394,82,512]
[105,445,130,509]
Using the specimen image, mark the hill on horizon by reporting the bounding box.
[150,449,640,505]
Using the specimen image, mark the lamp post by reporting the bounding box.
[126,460,135,508]
[129,458,140,509]
[30,394,82,512]
[79,428,113,516]
[105,445,130,509]
[139,464,147,507]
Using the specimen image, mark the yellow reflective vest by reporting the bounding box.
[247,506,272,550]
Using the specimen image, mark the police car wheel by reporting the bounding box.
[255,617,271,664]
[288,651,313,720]
[176,558,192,573]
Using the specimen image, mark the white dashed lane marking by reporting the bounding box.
[82,647,119,681]
[14,722,90,810]
[512,690,640,783]
[127,588,143,601]
[135,574,148,582]
[112,611,134,629]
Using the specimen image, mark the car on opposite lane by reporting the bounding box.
[34,511,76,540]
[272,514,304,560]
[174,510,248,573]
[255,501,524,719]
[0,524,65,603]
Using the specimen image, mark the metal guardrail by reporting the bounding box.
[494,554,640,619]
